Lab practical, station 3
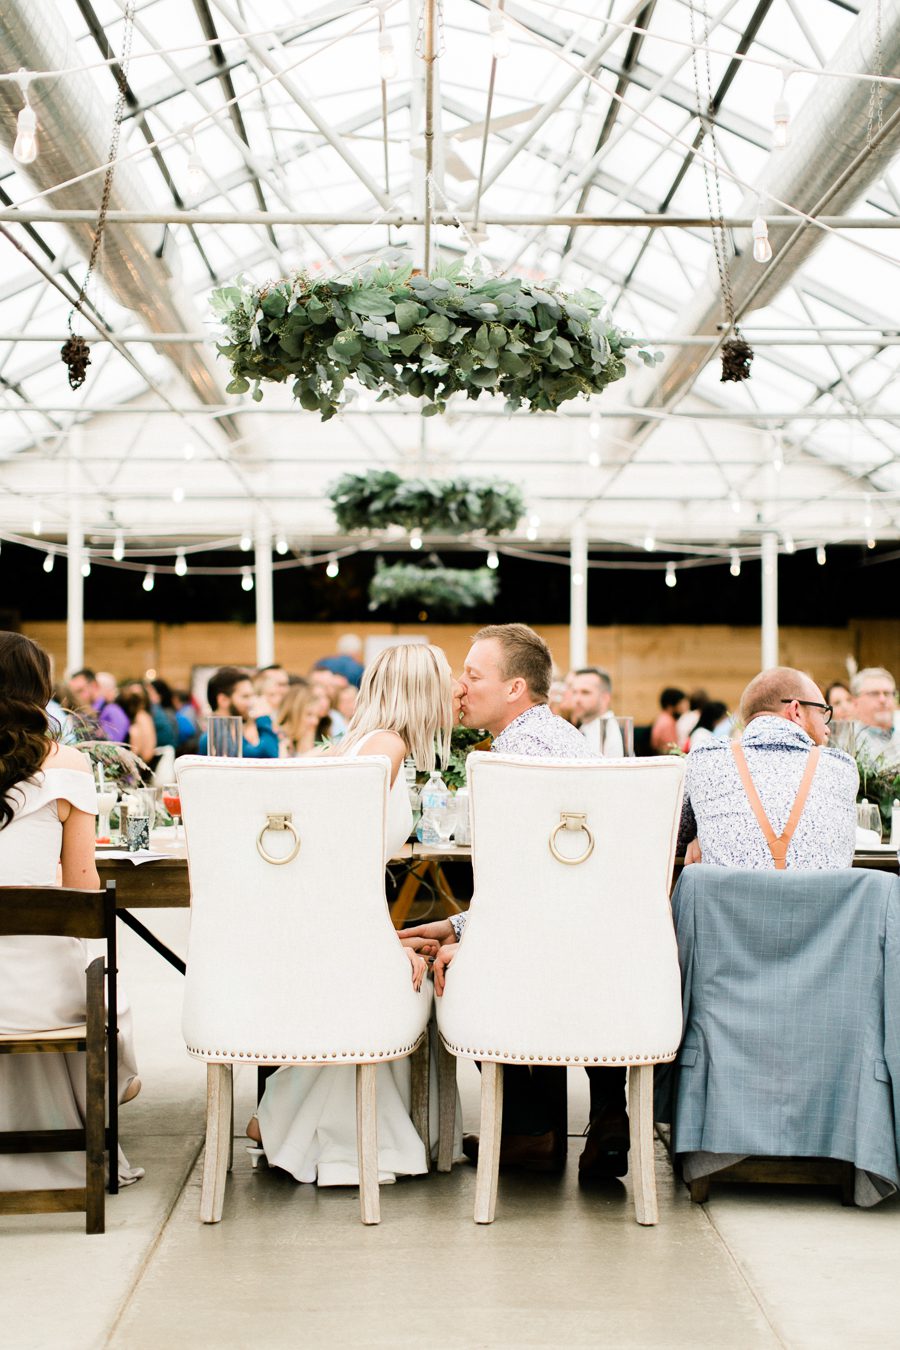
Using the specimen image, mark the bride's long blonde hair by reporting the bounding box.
[339,643,452,773]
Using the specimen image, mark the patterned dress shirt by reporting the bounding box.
[450,703,593,939]
[677,714,858,870]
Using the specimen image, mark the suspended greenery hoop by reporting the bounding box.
[368,560,498,616]
[211,261,662,420]
[330,470,524,535]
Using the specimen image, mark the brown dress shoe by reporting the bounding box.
[578,1106,630,1180]
[463,1130,566,1173]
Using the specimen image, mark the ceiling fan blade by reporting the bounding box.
[450,105,542,141]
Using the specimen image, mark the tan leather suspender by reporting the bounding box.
[731,743,822,869]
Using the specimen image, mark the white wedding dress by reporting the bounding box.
[0,764,143,1189]
[255,734,462,1185]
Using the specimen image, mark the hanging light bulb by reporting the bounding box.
[665,562,677,588]
[32,516,42,535]
[378,28,398,80]
[771,429,784,473]
[589,410,601,441]
[488,2,511,59]
[186,136,204,193]
[729,549,741,577]
[43,551,54,574]
[172,485,185,504]
[867,537,876,550]
[81,559,91,578]
[486,550,499,569]
[239,531,252,552]
[113,532,125,561]
[13,72,38,165]
[182,442,195,461]
[241,566,254,591]
[863,496,873,530]
[275,536,289,556]
[783,533,795,555]
[142,569,155,592]
[816,544,826,566]
[409,530,423,551]
[588,449,601,468]
[572,570,585,588]
[751,213,772,264]
[175,549,188,577]
[326,557,340,579]
[526,524,538,542]
[730,492,742,515]
[643,533,655,552]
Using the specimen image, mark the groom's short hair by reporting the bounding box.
[472,623,552,701]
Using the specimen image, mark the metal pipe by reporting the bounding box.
[3,404,894,421]
[254,522,274,668]
[760,533,779,670]
[422,0,436,271]
[66,427,84,675]
[569,519,588,670]
[0,209,895,227]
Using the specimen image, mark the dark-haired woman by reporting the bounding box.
[0,632,142,1190]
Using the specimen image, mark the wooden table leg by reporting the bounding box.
[432,863,462,917]
[391,864,427,929]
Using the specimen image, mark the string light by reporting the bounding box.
[771,429,784,472]
[588,449,601,468]
[730,492,742,515]
[589,410,601,441]
[751,212,772,264]
[142,569,155,592]
[186,136,204,192]
[572,570,584,587]
[32,516,42,535]
[182,442,195,461]
[42,551,54,573]
[241,566,254,591]
[325,557,340,578]
[867,537,876,550]
[783,533,795,554]
[175,549,187,576]
[816,545,827,566]
[275,535,289,555]
[409,530,423,550]
[378,29,397,81]
[80,559,91,578]
[172,485,185,504]
[863,496,873,530]
[729,550,741,577]
[526,523,538,541]
[486,550,499,569]
[113,532,125,561]
[665,562,677,588]
[13,71,38,165]
[488,1,511,59]
[643,533,655,552]
[773,67,793,148]
[239,531,252,552]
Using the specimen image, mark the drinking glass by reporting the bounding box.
[615,716,635,757]
[125,810,150,852]
[435,798,457,846]
[95,785,118,842]
[162,783,183,842]
[857,801,882,839]
[207,715,243,757]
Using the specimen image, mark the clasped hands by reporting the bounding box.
[398,919,458,995]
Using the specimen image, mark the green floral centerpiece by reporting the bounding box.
[442,726,492,792]
[368,559,498,615]
[330,470,524,534]
[211,261,662,420]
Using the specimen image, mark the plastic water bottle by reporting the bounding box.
[419,770,451,845]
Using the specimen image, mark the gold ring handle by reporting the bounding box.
[256,812,301,866]
[548,811,594,866]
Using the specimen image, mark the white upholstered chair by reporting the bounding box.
[436,753,686,1225]
[176,755,434,1225]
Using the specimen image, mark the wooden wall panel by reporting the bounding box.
[22,618,897,722]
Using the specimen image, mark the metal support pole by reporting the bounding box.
[421,0,436,271]
[569,520,588,671]
[66,427,84,675]
[254,523,275,669]
[761,532,779,671]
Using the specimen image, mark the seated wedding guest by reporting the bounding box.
[569,666,624,755]
[650,686,689,753]
[402,625,627,1181]
[246,643,459,1185]
[676,688,708,746]
[147,679,179,749]
[0,632,142,1191]
[848,668,900,767]
[276,682,332,756]
[825,680,854,722]
[171,688,199,750]
[68,667,131,744]
[678,666,857,868]
[254,664,290,718]
[335,682,358,727]
[313,632,365,688]
[117,682,158,766]
[309,669,348,737]
[688,700,728,750]
[198,666,279,758]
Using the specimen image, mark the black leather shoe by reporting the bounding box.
[463,1130,566,1173]
[578,1106,630,1181]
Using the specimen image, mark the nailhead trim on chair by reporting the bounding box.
[438,1037,679,1064]
[186,1036,423,1063]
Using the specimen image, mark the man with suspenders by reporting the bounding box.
[679,666,858,871]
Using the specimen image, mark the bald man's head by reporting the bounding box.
[739,666,830,745]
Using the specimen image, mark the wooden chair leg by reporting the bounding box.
[629,1064,658,1226]
[474,1061,503,1225]
[688,1175,711,1203]
[228,1086,234,1173]
[85,957,106,1235]
[356,1063,380,1225]
[200,1064,232,1224]
[436,1037,457,1173]
[410,1037,430,1172]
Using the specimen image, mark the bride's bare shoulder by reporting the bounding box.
[42,743,91,774]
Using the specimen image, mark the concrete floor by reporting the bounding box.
[4,910,900,1350]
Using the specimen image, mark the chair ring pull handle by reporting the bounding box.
[548,811,594,866]
[256,812,301,866]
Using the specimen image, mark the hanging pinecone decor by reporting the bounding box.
[720,333,754,383]
[60,335,91,390]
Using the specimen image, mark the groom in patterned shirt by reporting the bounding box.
[402,623,629,1179]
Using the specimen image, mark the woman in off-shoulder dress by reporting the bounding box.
[0,632,142,1190]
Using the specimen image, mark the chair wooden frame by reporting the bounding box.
[0,882,119,1234]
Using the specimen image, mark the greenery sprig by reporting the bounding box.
[330,470,524,535]
[211,261,662,420]
[368,559,498,615]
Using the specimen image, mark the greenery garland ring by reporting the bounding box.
[211,261,662,420]
[368,560,498,615]
[330,470,524,535]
